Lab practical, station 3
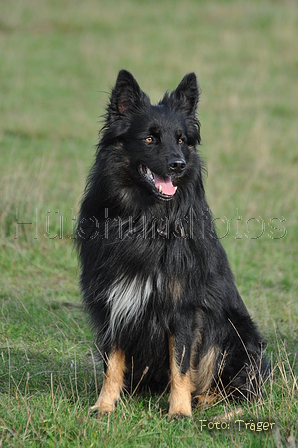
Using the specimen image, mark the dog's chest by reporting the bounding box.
[107,275,164,335]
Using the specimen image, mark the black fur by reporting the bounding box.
[76,70,268,406]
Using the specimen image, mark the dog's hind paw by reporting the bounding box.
[194,393,217,407]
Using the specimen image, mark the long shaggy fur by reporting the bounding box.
[76,70,268,415]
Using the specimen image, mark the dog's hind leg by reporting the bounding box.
[90,348,126,414]
[168,335,196,418]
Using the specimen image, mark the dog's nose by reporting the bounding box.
[168,157,186,174]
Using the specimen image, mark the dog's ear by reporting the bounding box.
[165,73,200,117]
[108,70,148,119]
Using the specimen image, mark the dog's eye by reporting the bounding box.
[145,136,153,143]
[178,138,183,145]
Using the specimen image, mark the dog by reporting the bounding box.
[76,70,268,417]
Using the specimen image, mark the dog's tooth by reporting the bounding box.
[159,185,162,193]
[146,167,154,181]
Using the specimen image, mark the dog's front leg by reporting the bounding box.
[91,347,126,414]
[168,335,194,418]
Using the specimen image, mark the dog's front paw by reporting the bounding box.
[90,393,118,414]
[168,393,192,419]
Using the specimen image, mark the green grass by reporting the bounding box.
[0,0,297,446]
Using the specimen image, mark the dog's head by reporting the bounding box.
[101,70,201,202]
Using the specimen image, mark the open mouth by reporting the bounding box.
[139,165,177,199]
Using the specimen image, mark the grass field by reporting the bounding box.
[1,0,298,446]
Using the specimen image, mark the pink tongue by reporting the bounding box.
[154,174,177,196]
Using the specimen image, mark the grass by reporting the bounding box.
[0,0,297,446]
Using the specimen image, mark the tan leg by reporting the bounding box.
[190,345,217,397]
[168,336,194,417]
[90,348,126,414]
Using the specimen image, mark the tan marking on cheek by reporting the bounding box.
[90,348,126,414]
[168,336,194,417]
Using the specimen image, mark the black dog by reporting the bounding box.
[76,70,268,417]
